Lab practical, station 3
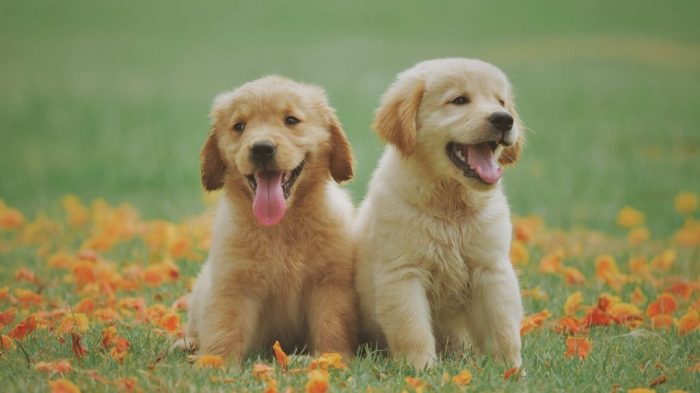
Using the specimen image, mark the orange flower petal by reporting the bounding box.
[646,293,677,317]
[651,314,674,330]
[451,369,472,385]
[306,370,329,393]
[564,292,583,316]
[272,340,288,370]
[48,379,80,393]
[8,315,38,340]
[196,355,224,369]
[565,336,592,359]
[678,310,699,335]
[253,363,274,379]
[35,360,72,374]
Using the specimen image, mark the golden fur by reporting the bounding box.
[179,75,357,364]
[355,58,525,369]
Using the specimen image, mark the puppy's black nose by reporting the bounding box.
[489,112,514,132]
[251,140,276,166]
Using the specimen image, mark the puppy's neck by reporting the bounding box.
[383,148,500,220]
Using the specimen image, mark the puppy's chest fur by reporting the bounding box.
[216,209,351,344]
[413,207,508,310]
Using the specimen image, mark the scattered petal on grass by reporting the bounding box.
[648,374,667,388]
[616,206,645,228]
[0,307,17,327]
[595,255,625,290]
[668,281,693,299]
[651,315,674,330]
[564,292,583,316]
[503,367,521,380]
[650,250,676,271]
[253,363,275,379]
[15,288,42,307]
[306,370,329,393]
[48,379,80,393]
[510,240,529,265]
[405,376,426,392]
[674,192,698,215]
[114,377,138,392]
[609,303,643,326]
[1,335,15,351]
[8,315,37,340]
[309,353,347,370]
[71,332,88,358]
[0,204,25,230]
[158,311,180,333]
[631,287,647,305]
[554,316,583,335]
[522,286,548,301]
[564,267,586,285]
[678,310,699,335]
[451,369,472,385]
[646,293,677,317]
[15,267,39,284]
[565,336,592,360]
[628,227,650,245]
[521,309,551,336]
[539,252,563,274]
[264,378,279,393]
[57,313,89,334]
[196,355,224,369]
[35,360,72,375]
[272,341,288,370]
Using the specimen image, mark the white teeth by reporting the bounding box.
[282,171,290,183]
[455,149,467,163]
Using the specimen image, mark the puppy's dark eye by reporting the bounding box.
[233,122,245,132]
[450,96,469,105]
[498,99,505,106]
[285,116,300,126]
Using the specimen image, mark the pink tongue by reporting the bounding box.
[252,171,287,226]
[466,143,503,184]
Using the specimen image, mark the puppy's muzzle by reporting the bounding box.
[488,112,515,146]
[251,140,276,168]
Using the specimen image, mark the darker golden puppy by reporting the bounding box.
[179,75,357,364]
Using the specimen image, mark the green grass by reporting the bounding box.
[1,0,699,391]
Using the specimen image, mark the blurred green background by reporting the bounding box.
[2,0,699,232]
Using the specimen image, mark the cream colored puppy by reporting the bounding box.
[179,76,357,365]
[355,58,524,369]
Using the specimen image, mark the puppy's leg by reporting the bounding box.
[376,276,436,369]
[307,282,357,359]
[198,293,261,366]
[471,265,523,368]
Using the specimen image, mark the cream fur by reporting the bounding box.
[355,58,524,369]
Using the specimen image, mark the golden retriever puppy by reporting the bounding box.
[355,58,524,369]
[180,75,357,364]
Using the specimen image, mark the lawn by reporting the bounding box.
[1,0,699,392]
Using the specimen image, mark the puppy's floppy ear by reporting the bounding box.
[200,129,226,191]
[498,105,525,166]
[372,75,425,156]
[323,105,354,183]
[200,90,235,190]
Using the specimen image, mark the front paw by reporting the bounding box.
[173,336,199,352]
[405,350,436,370]
[495,334,522,368]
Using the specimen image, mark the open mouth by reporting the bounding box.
[446,141,503,185]
[246,160,305,200]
